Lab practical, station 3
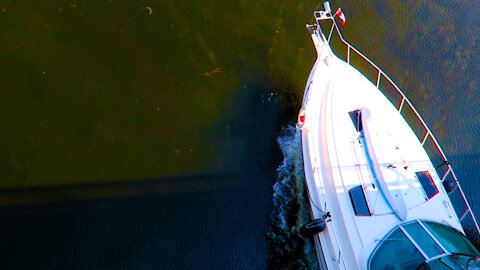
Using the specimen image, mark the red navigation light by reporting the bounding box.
[297,109,306,129]
[300,115,305,123]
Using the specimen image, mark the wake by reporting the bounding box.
[267,126,319,270]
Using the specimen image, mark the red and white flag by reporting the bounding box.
[335,8,346,26]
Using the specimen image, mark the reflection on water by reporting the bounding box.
[0,0,479,268]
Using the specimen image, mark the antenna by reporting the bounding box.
[323,1,331,13]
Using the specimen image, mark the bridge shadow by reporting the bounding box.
[0,172,243,207]
[0,172,270,269]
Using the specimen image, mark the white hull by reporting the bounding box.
[299,8,479,269]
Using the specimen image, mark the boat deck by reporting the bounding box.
[301,28,463,269]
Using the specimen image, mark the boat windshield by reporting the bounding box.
[369,220,480,270]
[417,254,480,269]
[423,221,480,257]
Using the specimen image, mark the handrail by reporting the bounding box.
[314,15,480,238]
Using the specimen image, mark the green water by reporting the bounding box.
[0,0,323,190]
[3,0,477,189]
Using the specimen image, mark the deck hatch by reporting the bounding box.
[416,171,439,199]
[348,109,363,132]
[349,185,371,216]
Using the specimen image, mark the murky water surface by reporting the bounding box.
[0,0,479,268]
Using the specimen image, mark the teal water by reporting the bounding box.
[0,0,479,268]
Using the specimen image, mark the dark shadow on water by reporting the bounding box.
[0,173,241,206]
[0,172,270,269]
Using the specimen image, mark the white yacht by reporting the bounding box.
[298,3,480,269]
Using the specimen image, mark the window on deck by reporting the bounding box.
[416,171,439,199]
[349,185,371,216]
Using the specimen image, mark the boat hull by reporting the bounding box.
[299,28,463,270]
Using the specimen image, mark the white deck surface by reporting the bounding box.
[300,31,463,270]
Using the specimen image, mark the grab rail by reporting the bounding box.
[314,14,480,238]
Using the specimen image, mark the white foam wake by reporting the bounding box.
[267,126,319,270]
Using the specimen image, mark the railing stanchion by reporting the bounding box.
[421,132,430,146]
[460,210,469,222]
[398,97,406,113]
[441,167,451,182]
[347,46,350,64]
[327,22,335,43]
[376,71,381,88]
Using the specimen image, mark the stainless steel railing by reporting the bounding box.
[314,15,480,238]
